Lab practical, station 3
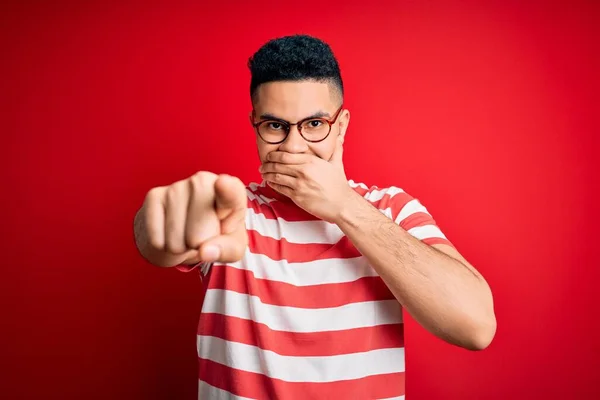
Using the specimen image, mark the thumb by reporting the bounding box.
[199,228,248,263]
[329,135,344,166]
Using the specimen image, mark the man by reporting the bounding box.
[134,34,496,399]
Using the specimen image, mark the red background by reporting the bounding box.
[2,1,599,399]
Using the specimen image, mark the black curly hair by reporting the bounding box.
[248,34,344,103]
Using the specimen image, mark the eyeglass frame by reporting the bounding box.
[251,104,344,144]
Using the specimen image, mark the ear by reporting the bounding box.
[249,111,254,125]
[329,134,344,166]
[337,109,350,144]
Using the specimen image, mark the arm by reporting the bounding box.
[259,141,496,350]
[334,190,496,350]
[133,172,248,268]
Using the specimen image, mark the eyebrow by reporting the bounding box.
[259,110,331,121]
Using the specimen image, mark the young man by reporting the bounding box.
[134,35,496,399]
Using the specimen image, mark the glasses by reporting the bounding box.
[252,104,344,144]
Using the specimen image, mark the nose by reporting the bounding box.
[278,124,309,153]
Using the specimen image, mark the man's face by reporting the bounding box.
[250,80,350,166]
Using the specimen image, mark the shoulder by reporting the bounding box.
[349,179,411,208]
[348,179,432,222]
[349,180,450,244]
[243,181,276,212]
[245,181,266,201]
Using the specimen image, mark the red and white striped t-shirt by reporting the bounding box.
[181,179,452,399]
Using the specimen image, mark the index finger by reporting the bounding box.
[214,174,247,217]
[266,151,313,164]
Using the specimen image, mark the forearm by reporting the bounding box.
[335,192,496,350]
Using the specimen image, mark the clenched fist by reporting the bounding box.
[134,172,248,267]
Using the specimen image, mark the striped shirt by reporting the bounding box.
[179,179,452,399]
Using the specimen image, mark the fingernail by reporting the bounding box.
[203,245,220,261]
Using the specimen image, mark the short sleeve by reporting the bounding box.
[388,189,454,248]
[175,261,212,276]
[175,264,199,273]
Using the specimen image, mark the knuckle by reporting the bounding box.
[193,170,216,180]
[146,186,165,202]
[166,181,186,202]
[164,242,185,255]
[164,230,187,254]
[190,171,217,188]
[190,173,218,198]
[220,173,244,186]
[148,235,164,251]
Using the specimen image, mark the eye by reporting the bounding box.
[267,122,284,130]
[307,120,323,128]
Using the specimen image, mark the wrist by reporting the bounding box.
[332,188,367,226]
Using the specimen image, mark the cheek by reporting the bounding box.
[308,141,336,160]
[256,142,276,163]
